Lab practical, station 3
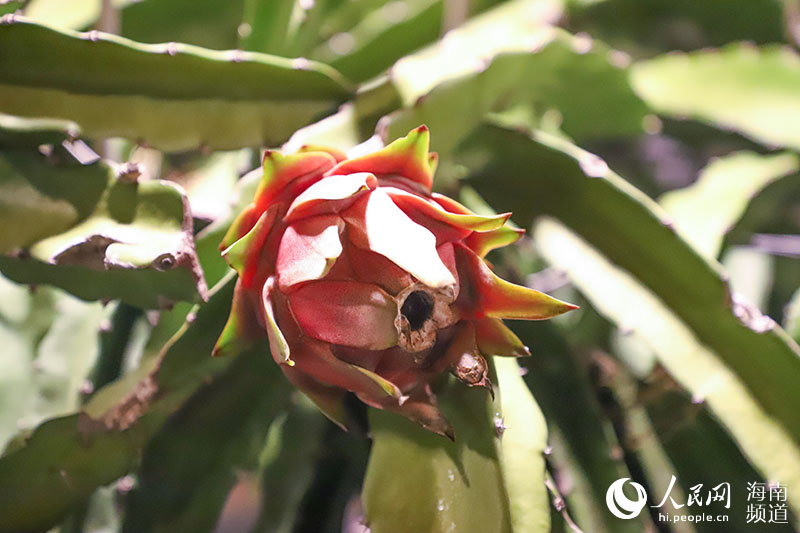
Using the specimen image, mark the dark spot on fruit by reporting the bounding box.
[401,290,434,331]
[155,253,175,271]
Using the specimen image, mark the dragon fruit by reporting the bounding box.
[214,126,577,438]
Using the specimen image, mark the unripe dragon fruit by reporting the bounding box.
[214,126,577,438]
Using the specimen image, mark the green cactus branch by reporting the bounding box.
[631,44,800,151]
[363,370,514,533]
[122,346,292,532]
[0,277,244,532]
[0,146,207,308]
[0,114,80,149]
[363,357,553,533]
[0,16,353,152]
[381,13,648,155]
[1,1,799,531]
[514,321,652,533]
[464,124,800,513]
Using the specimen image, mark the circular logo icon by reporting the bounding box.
[606,478,648,519]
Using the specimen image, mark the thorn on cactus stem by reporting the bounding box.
[553,496,566,512]
[38,144,54,157]
[79,380,95,396]
[609,445,624,461]
[229,49,244,63]
[117,475,136,493]
[117,161,141,183]
[292,57,311,70]
[494,415,507,438]
[146,310,160,327]
[578,153,608,178]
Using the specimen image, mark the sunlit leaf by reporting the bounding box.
[23,0,102,30]
[314,0,445,83]
[660,151,798,259]
[309,0,510,83]
[163,150,250,222]
[631,44,800,150]
[0,114,79,148]
[0,148,206,308]
[494,357,550,533]
[464,125,800,515]
[385,6,646,154]
[536,217,800,513]
[239,0,298,55]
[0,17,352,152]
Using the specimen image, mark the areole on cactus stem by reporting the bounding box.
[214,125,577,439]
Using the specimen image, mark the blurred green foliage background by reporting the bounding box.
[0,0,799,532]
